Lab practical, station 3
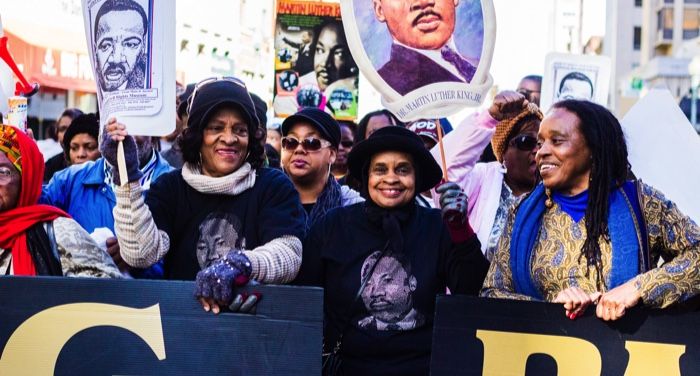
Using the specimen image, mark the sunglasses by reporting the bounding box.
[187,76,247,115]
[340,140,353,148]
[282,137,332,152]
[509,134,538,151]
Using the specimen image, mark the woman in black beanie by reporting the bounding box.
[62,113,101,166]
[295,126,489,375]
[103,77,306,314]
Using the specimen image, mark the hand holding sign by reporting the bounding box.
[100,118,142,186]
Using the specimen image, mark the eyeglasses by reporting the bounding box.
[0,166,17,184]
[187,76,248,115]
[281,136,332,152]
[509,134,538,151]
[340,140,354,148]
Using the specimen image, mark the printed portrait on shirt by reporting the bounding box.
[196,212,246,269]
[357,251,426,331]
[340,0,495,122]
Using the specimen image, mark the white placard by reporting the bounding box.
[340,0,495,122]
[82,0,175,136]
[621,88,700,224]
[540,52,611,112]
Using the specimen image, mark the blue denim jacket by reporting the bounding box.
[41,154,172,278]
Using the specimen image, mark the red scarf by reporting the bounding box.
[0,126,69,275]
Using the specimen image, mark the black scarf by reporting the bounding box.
[308,175,343,227]
[24,223,63,276]
[364,199,416,254]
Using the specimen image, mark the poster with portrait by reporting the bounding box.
[540,52,611,112]
[340,0,495,122]
[273,0,359,120]
[82,0,175,136]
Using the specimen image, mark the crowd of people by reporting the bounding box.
[2,67,700,375]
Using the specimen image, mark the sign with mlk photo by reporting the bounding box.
[82,0,175,136]
[274,0,360,120]
[341,0,495,121]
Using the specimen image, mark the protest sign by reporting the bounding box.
[0,277,322,375]
[82,0,175,136]
[431,295,699,375]
[273,0,359,120]
[340,0,495,122]
[622,88,700,225]
[540,52,611,112]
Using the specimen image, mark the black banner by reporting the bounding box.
[431,295,700,375]
[0,277,322,375]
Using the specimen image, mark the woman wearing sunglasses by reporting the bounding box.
[482,100,700,322]
[280,107,363,227]
[435,90,542,261]
[294,126,488,375]
[103,78,306,314]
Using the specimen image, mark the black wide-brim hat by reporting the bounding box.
[348,126,443,193]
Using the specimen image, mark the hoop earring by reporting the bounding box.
[501,160,508,174]
[545,188,553,209]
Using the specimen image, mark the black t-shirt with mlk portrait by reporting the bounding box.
[145,167,306,280]
[295,203,488,376]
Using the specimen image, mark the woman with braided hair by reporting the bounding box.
[481,100,700,321]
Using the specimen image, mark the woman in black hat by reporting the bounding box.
[61,113,101,166]
[103,77,306,314]
[294,126,489,375]
[281,107,363,227]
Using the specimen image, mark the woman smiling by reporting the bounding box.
[481,100,700,321]
[105,77,306,314]
[295,126,488,375]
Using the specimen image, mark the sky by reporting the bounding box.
[358,0,607,123]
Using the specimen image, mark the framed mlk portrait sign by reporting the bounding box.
[340,0,495,122]
[82,0,176,136]
[540,52,612,112]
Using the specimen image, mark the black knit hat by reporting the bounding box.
[177,83,195,118]
[281,107,341,147]
[348,126,442,193]
[63,113,100,159]
[186,79,259,133]
[250,92,268,127]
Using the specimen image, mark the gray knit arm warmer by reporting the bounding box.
[113,182,170,268]
[243,235,302,284]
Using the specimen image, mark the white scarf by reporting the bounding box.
[181,162,256,196]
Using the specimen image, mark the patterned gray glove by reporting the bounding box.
[194,250,252,305]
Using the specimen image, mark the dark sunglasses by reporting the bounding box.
[340,140,353,148]
[281,136,332,151]
[509,134,538,151]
